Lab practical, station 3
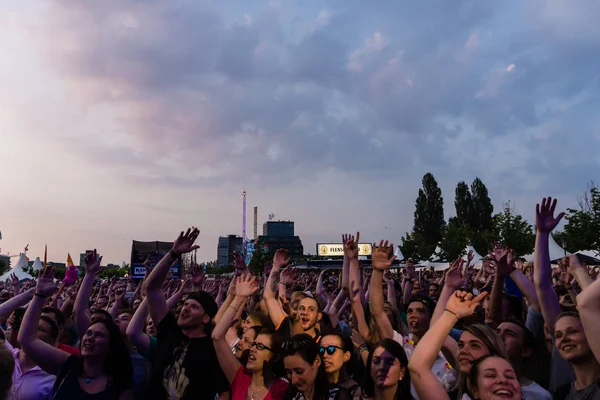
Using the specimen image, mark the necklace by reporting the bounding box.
[249,385,265,400]
[84,375,98,384]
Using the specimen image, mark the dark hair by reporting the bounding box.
[501,319,535,351]
[256,328,284,385]
[117,309,135,318]
[10,308,26,334]
[0,344,14,400]
[91,308,113,322]
[246,312,274,330]
[39,316,59,342]
[299,296,321,313]
[407,295,435,317]
[41,307,65,327]
[319,332,355,381]
[80,320,133,389]
[554,311,581,330]
[282,334,330,400]
[363,339,413,400]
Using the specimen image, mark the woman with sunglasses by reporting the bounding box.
[318,333,361,399]
[283,334,351,400]
[361,339,413,400]
[212,274,288,400]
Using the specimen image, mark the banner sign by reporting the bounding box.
[130,241,180,279]
[317,243,372,257]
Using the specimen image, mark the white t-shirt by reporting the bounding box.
[521,381,552,400]
[393,330,457,398]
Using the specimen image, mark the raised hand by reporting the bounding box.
[405,259,416,280]
[172,227,200,255]
[344,232,360,259]
[36,266,59,297]
[232,251,248,274]
[10,273,18,287]
[514,259,524,272]
[273,249,291,269]
[178,278,194,296]
[491,247,515,277]
[191,265,205,287]
[446,290,488,319]
[280,267,299,286]
[371,240,397,271]
[536,197,565,233]
[235,274,259,297]
[84,249,103,275]
[444,258,464,289]
[203,279,218,296]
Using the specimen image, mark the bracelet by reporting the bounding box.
[358,344,369,353]
[169,249,181,259]
[444,309,459,320]
[34,292,48,299]
[228,305,239,312]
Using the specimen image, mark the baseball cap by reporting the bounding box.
[187,291,218,319]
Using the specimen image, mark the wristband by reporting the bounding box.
[34,292,48,299]
[358,344,369,353]
[444,309,459,320]
[169,249,181,259]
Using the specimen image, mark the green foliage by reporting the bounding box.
[454,182,473,225]
[492,201,535,256]
[400,232,430,261]
[413,173,446,248]
[97,266,129,278]
[440,219,470,260]
[0,260,8,276]
[470,178,494,231]
[248,245,274,274]
[554,184,600,254]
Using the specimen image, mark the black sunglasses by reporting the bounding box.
[250,342,272,351]
[319,345,343,356]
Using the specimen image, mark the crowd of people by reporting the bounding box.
[0,196,599,399]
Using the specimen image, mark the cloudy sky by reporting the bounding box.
[1,0,599,265]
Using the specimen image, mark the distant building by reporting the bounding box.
[256,235,304,259]
[80,251,94,269]
[217,235,243,266]
[263,221,295,237]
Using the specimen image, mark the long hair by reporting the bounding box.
[362,339,413,400]
[318,331,354,382]
[255,328,284,386]
[457,324,507,397]
[79,320,133,390]
[0,344,14,400]
[282,334,331,400]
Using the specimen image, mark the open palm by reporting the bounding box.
[536,197,565,233]
[446,290,488,319]
[36,267,58,297]
[371,240,396,271]
[173,228,200,255]
[236,275,259,297]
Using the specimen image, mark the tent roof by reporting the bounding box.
[524,235,569,262]
[428,246,445,262]
[31,257,43,271]
[394,246,404,262]
[1,253,34,281]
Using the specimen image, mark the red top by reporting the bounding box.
[58,343,81,357]
[231,366,288,400]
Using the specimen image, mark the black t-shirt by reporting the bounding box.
[147,313,230,400]
[52,355,129,400]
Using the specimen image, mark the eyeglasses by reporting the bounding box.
[319,345,343,356]
[249,342,272,351]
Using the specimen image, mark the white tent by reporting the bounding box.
[0,253,33,281]
[394,246,404,262]
[463,245,485,269]
[31,257,43,271]
[523,235,569,262]
[575,250,599,258]
[428,246,445,262]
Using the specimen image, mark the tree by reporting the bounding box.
[413,173,446,257]
[248,245,274,275]
[454,182,473,225]
[400,232,428,261]
[492,201,535,256]
[470,178,494,231]
[440,218,470,260]
[0,260,8,276]
[554,183,600,255]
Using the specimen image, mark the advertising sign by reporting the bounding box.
[317,243,372,257]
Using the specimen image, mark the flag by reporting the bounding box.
[43,245,47,270]
[67,253,74,267]
[0,231,2,240]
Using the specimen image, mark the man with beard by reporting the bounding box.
[145,228,230,400]
[369,241,457,397]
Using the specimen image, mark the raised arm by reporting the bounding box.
[144,228,199,325]
[567,255,594,292]
[533,197,564,334]
[18,267,70,375]
[0,288,35,323]
[263,249,290,327]
[370,240,397,340]
[577,276,600,362]
[212,275,259,383]
[341,234,351,295]
[74,249,103,336]
[409,290,487,400]
[126,298,152,353]
[431,258,464,326]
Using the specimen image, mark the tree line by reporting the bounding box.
[400,173,599,261]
